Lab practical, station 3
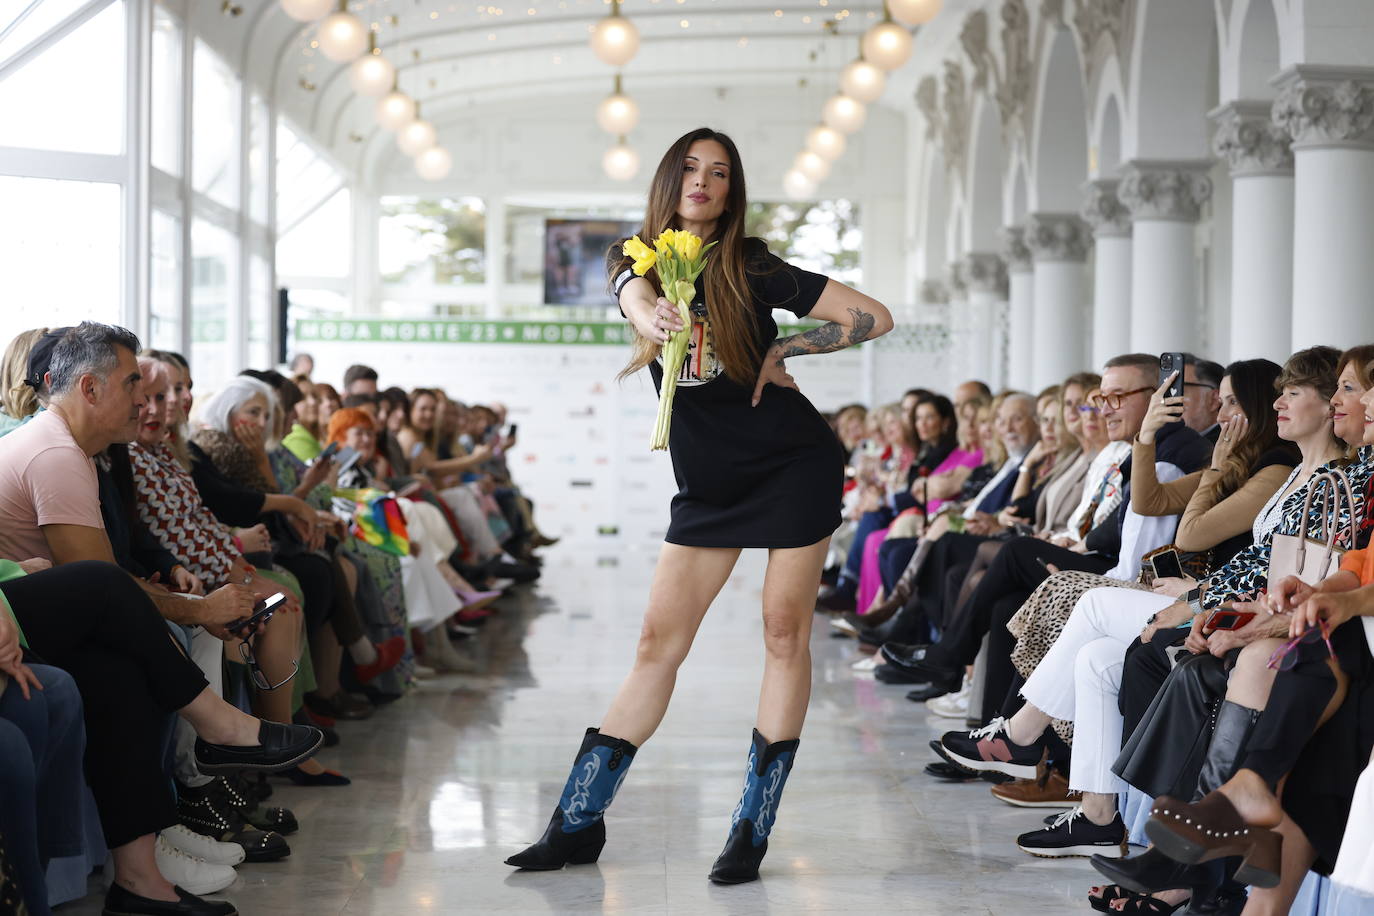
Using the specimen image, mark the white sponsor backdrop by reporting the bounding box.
[294,316,953,554]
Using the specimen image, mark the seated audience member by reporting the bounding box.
[0,576,83,916]
[883,355,1211,710]
[0,327,50,437]
[1178,354,1225,439]
[833,403,869,459]
[0,322,320,916]
[281,375,327,462]
[287,352,314,378]
[342,364,379,397]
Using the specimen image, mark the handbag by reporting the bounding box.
[1267,468,1356,586]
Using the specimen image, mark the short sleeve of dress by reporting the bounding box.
[745,238,830,318]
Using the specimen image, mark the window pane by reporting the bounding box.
[379,196,486,287]
[190,220,235,389]
[0,1,125,155]
[0,177,122,346]
[277,188,350,279]
[275,121,343,230]
[0,0,92,62]
[745,199,863,286]
[150,5,181,176]
[150,209,181,350]
[248,95,271,225]
[248,254,272,368]
[192,39,238,209]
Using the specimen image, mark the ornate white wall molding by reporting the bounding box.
[961,252,1009,296]
[1024,212,1092,262]
[916,75,942,142]
[960,1,1033,138]
[948,260,969,298]
[1212,100,1295,176]
[1118,160,1213,222]
[1272,65,1374,151]
[942,61,970,176]
[1080,178,1132,237]
[1000,225,1034,273]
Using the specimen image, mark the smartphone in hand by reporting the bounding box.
[1204,606,1256,631]
[1160,352,1188,398]
[227,592,289,637]
[310,441,340,466]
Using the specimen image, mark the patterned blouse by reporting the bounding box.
[1201,447,1374,609]
[128,442,239,588]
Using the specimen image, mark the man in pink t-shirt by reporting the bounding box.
[0,324,253,629]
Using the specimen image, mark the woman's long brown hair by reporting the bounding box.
[612,127,762,386]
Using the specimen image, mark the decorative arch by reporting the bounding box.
[1125,0,1217,158]
[1228,0,1282,101]
[966,95,1005,251]
[1028,26,1090,211]
[1092,87,1125,176]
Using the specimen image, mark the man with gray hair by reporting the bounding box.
[0,322,255,629]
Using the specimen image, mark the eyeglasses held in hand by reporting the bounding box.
[238,635,298,691]
[1267,618,1334,672]
[1090,387,1154,411]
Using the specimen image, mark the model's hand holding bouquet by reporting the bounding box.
[623,229,717,450]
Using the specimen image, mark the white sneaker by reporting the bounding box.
[927,680,971,719]
[161,823,245,866]
[413,663,438,679]
[155,836,237,895]
[851,654,879,671]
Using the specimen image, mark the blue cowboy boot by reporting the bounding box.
[708,729,800,884]
[505,728,637,870]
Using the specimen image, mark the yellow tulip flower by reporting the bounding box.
[623,235,657,277]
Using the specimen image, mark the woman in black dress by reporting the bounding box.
[506,127,893,883]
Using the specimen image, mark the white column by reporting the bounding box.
[1024,213,1091,391]
[1212,100,1295,363]
[484,196,507,319]
[961,253,1007,387]
[1118,160,1213,355]
[945,263,975,384]
[1273,67,1374,350]
[1001,225,1034,390]
[1080,179,1133,367]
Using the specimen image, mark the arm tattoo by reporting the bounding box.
[773,306,878,359]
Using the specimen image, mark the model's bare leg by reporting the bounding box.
[756,538,829,740]
[599,544,741,745]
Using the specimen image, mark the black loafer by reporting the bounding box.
[194,721,323,774]
[924,761,979,781]
[103,883,237,915]
[904,678,961,701]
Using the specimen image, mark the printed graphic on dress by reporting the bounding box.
[658,302,720,387]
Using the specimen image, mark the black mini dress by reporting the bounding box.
[626,237,846,550]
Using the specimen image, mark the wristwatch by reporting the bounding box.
[1185,586,1204,617]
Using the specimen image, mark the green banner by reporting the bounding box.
[294,318,814,346]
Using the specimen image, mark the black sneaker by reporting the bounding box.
[935,716,1046,780]
[214,774,299,836]
[177,782,291,863]
[1016,806,1127,858]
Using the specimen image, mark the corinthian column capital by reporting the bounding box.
[1211,100,1294,176]
[1118,160,1213,222]
[1079,178,1132,238]
[1024,212,1091,263]
[1272,65,1374,151]
[960,253,1008,296]
[999,225,1033,273]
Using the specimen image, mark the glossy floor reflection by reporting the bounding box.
[66,545,1099,914]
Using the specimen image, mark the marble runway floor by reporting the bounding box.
[65,546,1102,915]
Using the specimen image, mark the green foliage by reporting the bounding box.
[380,197,486,285]
[744,199,862,283]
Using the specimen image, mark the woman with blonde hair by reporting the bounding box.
[0,327,49,436]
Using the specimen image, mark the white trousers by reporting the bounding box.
[438,486,503,558]
[1020,587,1175,795]
[173,625,225,788]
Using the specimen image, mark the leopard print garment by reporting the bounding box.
[1006,570,1151,742]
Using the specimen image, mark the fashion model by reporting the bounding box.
[506,127,893,883]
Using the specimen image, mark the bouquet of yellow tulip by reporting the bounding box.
[623,229,717,450]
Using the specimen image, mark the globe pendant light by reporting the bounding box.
[806,124,846,161]
[376,88,416,131]
[603,137,639,181]
[590,0,639,68]
[317,0,368,63]
[280,0,333,22]
[397,107,437,156]
[889,0,943,26]
[783,169,816,200]
[349,34,394,98]
[596,74,639,135]
[840,57,886,104]
[794,150,831,183]
[822,94,866,134]
[416,146,453,181]
[862,5,913,71]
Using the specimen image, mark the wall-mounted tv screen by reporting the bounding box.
[544,218,641,306]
